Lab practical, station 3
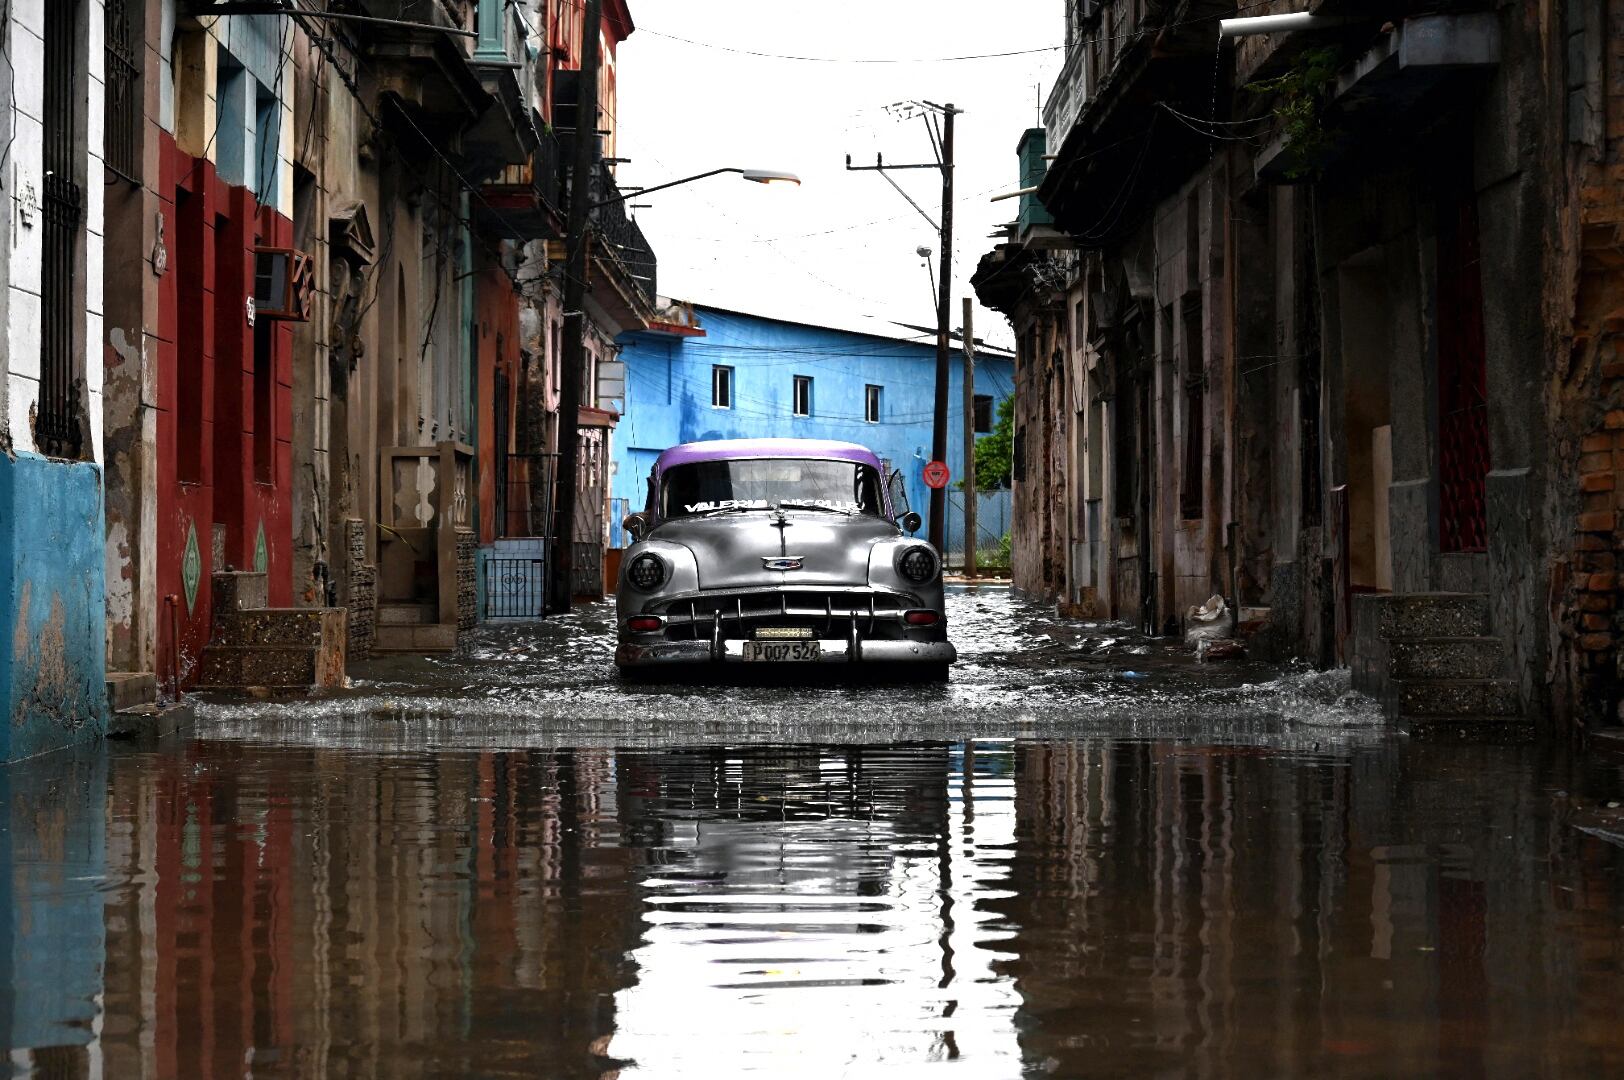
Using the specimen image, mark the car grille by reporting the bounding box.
[658,589,914,641]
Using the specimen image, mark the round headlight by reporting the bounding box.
[627,552,668,591]
[898,545,939,584]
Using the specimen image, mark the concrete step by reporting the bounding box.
[211,571,268,617]
[1386,637,1506,680]
[213,608,344,647]
[373,622,458,653]
[1369,593,1490,640]
[105,671,157,711]
[195,645,320,689]
[1388,677,1522,718]
[107,701,195,740]
[378,602,438,626]
[1404,715,1537,742]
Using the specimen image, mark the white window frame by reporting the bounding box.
[793,374,813,417]
[865,384,882,424]
[712,364,733,409]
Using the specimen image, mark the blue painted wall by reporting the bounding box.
[0,453,108,762]
[613,307,1014,548]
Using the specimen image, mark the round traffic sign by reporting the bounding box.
[923,460,951,489]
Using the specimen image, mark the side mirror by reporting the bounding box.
[623,512,653,542]
[900,511,922,535]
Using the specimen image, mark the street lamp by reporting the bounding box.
[590,167,801,209]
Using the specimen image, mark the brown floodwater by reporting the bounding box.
[4,728,1624,1079]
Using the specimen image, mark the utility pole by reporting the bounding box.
[845,101,961,551]
[930,105,955,552]
[962,297,977,579]
[548,0,603,615]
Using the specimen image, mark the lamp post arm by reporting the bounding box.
[588,168,742,210]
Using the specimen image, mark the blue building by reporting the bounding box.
[611,304,1015,560]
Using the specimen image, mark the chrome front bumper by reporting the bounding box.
[616,638,957,667]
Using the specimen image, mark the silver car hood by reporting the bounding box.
[649,513,899,590]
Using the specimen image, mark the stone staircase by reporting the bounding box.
[195,571,346,693]
[374,600,457,652]
[1351,593,1529,732]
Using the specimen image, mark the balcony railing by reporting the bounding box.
[592,162,658,309]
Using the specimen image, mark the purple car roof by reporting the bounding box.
[654,438,884,475]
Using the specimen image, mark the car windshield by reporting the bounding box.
[661,458,885,519]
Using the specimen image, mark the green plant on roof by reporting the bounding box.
[1247,46,1344,181]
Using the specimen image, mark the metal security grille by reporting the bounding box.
[104,0,140,182]
[485,555,547,619]
[39,0,84,459]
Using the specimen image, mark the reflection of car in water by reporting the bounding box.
[615,438,956,681]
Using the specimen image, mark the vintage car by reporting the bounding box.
[615,438,957,680]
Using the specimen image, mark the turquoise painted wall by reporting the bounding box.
[612,307,1014,547]
[0,453,108,762]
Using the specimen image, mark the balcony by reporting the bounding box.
[358,0,490,151]
[475,126,565,240]
[592,162,658,310]
[1037,0,1242,245]
[464,0,540,181]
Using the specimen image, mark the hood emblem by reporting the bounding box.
[762,556,803,571]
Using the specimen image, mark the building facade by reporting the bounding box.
[0,0,112,759]
[975,0,1621,735]
[611,303,1015,563]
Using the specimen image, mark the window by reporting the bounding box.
[865,384,882,424]
[974,394,993,433]
[793,375,813,417]
[712,365,733,409]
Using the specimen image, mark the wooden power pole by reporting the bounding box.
[845,101,961,551]
[962,297,977,578]
[928,105,956,551]
[547,0,603,615]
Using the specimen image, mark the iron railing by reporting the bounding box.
[39,0,84,459]
[592,161,657,307]
[104,0,140,183]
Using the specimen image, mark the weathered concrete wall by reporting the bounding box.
[0,454,109,760]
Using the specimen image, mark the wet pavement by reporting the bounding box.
[5,587,1624,1077]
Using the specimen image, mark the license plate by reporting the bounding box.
[742,640,822,662]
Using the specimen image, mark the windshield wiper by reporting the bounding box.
[691,505,766,518]
[778,501,860,515]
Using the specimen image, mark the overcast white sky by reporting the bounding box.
[613,1,1064,350]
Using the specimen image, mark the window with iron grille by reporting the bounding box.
[39,0,85,459]
[793,375,812,417]
[104,0,140,183]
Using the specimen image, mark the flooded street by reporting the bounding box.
[6,589,1624,1077]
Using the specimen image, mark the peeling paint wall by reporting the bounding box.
[0,454,109,761]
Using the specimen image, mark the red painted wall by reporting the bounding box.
[154,134,295,685]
